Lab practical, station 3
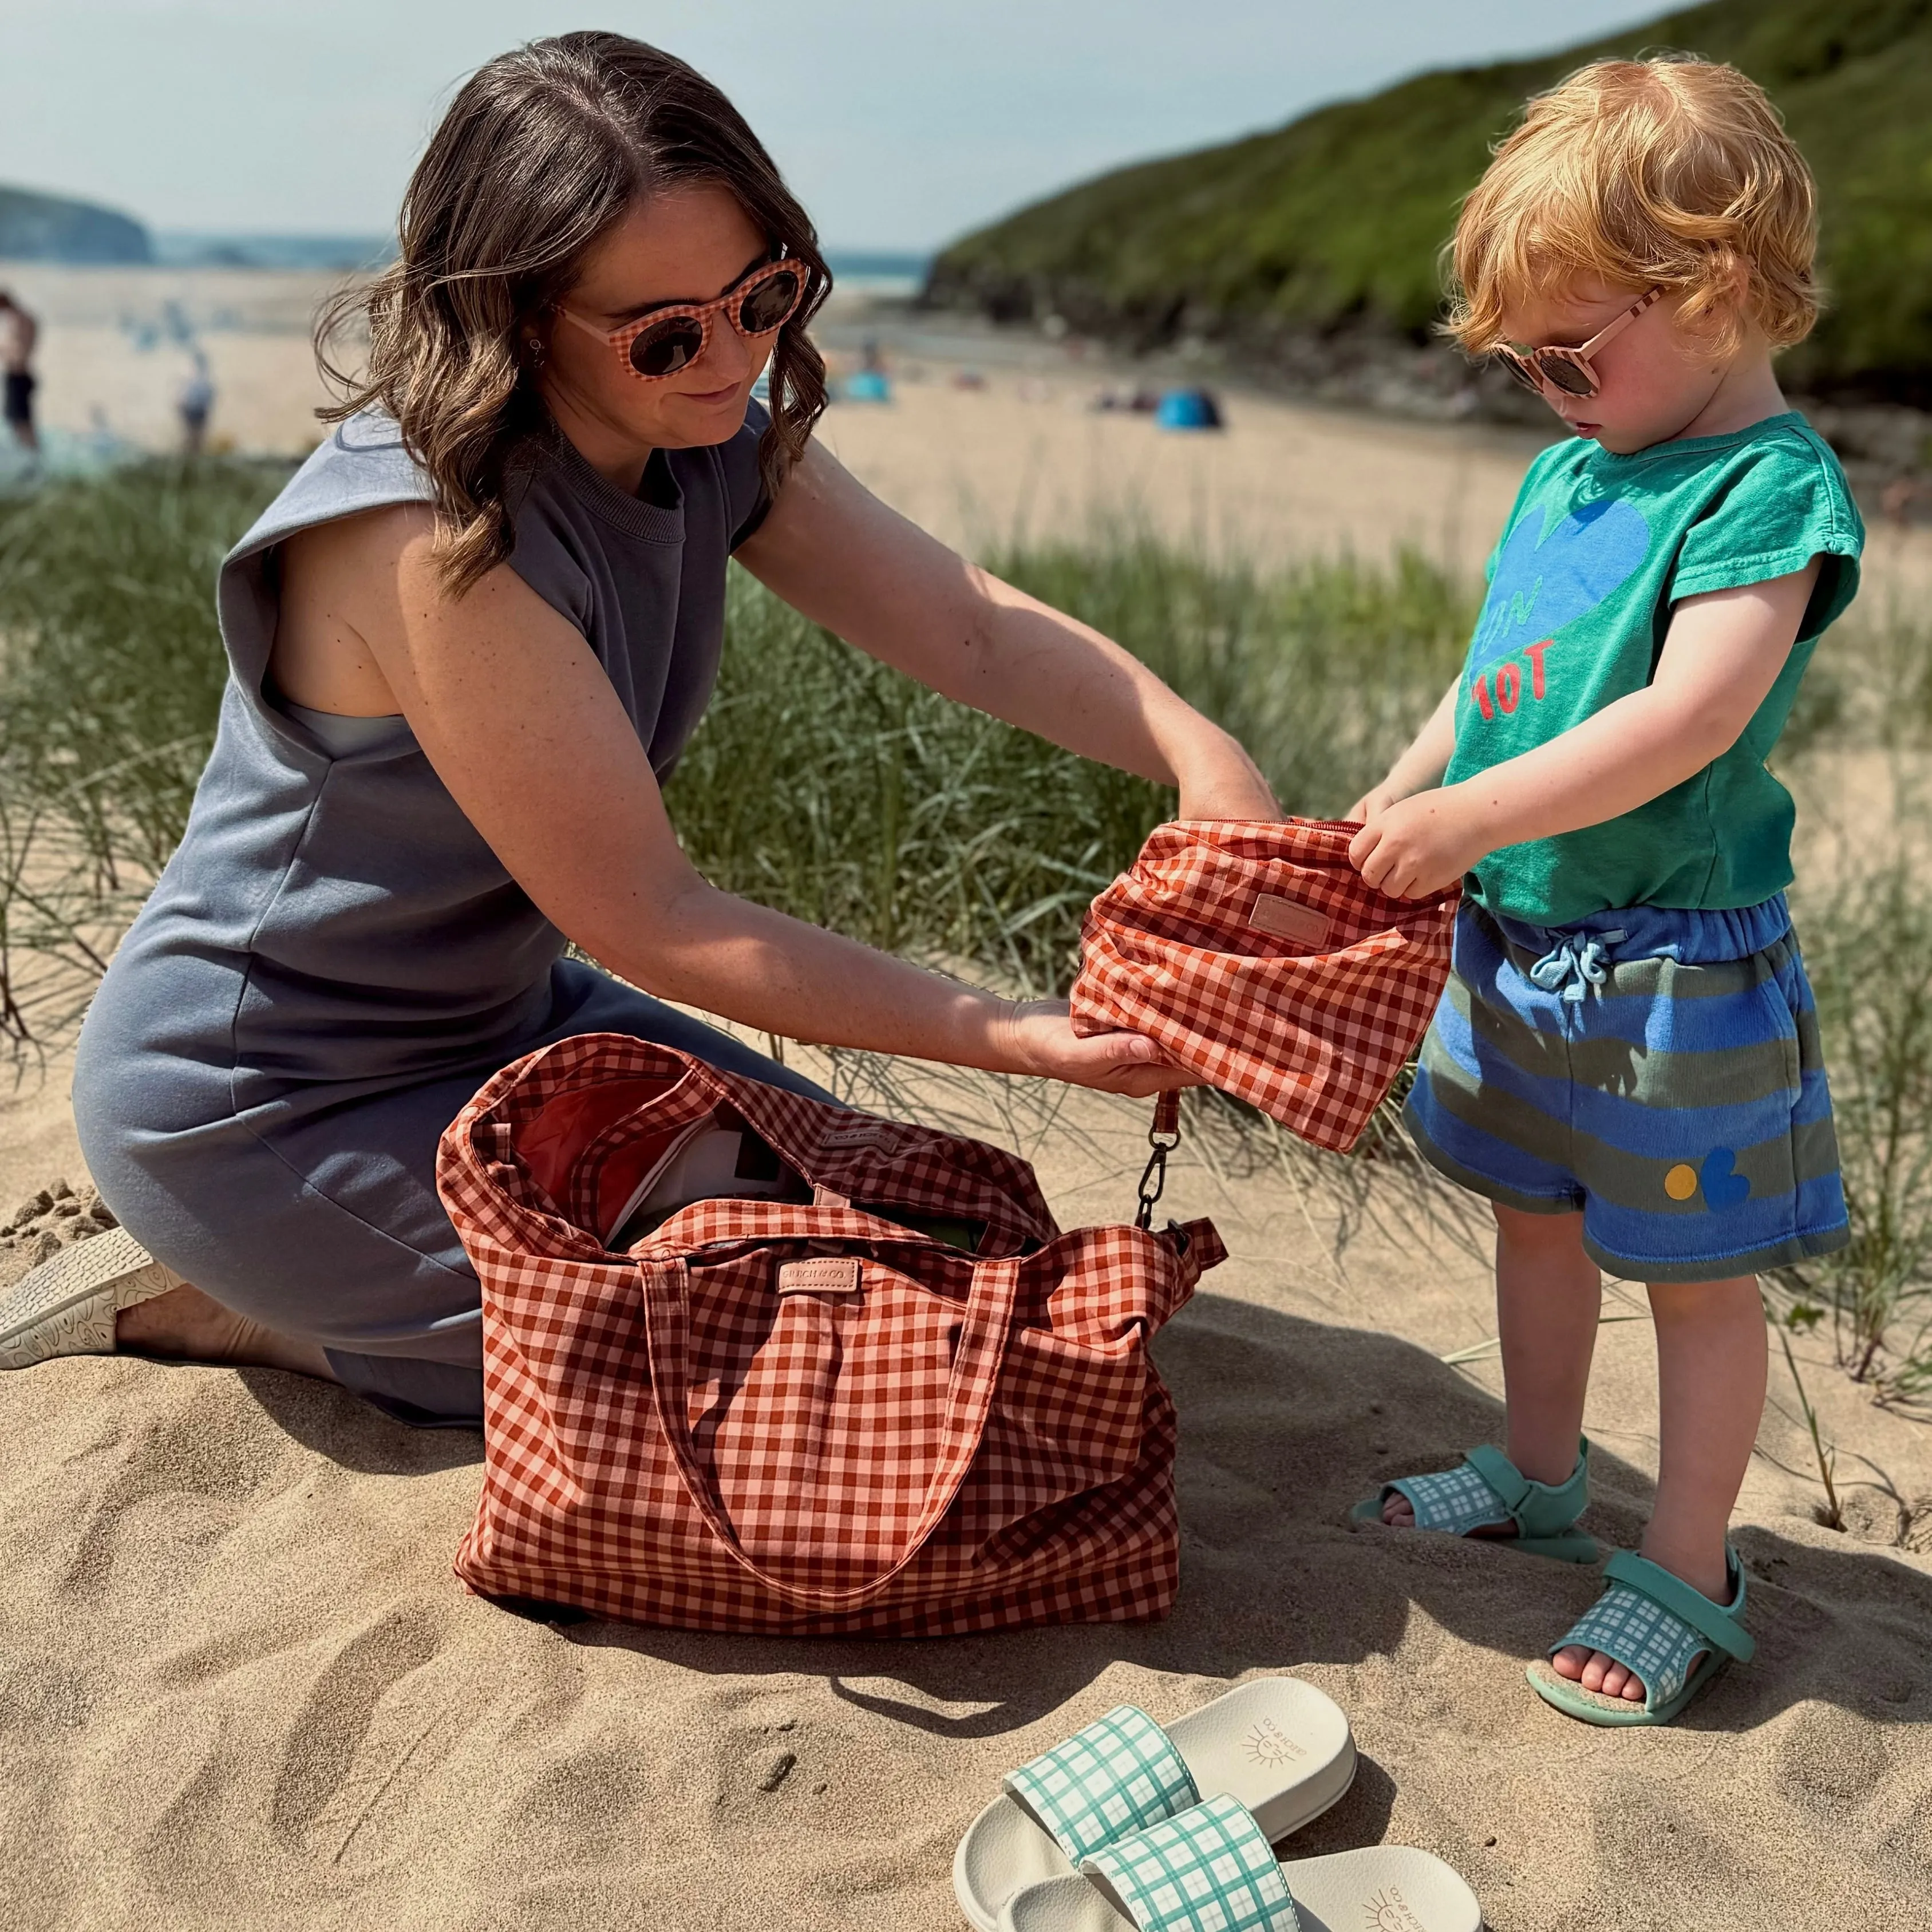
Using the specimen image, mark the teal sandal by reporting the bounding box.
[1350,1439,1599,1563]
[1527,1547,1754,1726]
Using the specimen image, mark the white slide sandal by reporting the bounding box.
[954,1681,1356,1931]
[1000,1793,1481,1932]
[0,1226,179,1369]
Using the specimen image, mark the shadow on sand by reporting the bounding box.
[238,1287,1932,1775]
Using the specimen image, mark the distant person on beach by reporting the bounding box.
[179,350,215,455]
[1349,58,1860,1726]
[13,35,1274,1423]
[0,290,39,452]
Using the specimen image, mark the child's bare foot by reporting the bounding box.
[1548,1639,1647,1701]
[1546,1538,1735,1702]
[117,1283,334,1381]
[1377,1491,1520,1538]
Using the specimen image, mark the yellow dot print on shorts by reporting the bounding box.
[1664,1162,1700,1202]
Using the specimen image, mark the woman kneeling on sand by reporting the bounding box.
[1,33,1271,1424]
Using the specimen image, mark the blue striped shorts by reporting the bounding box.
[1405,895,1848,1283]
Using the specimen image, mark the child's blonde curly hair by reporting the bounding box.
[1447,55,1820,361]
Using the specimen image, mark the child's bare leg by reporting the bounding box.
[1384,1202,1600,1527]
[1552,1273,1764,1699]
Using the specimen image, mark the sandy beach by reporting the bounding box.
[7,260,1929,594]
[2,263,1929,1931]
[2,1059,1929,1931]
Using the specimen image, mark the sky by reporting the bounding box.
[3,1,1677,252]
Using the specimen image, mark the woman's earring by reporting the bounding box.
[523,336,546,370]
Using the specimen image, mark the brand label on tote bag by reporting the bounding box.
[777,1257,864,1295]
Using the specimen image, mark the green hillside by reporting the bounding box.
[0,185,151,264]
[924,0,1932,403]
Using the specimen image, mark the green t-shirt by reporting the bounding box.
[1446,411,1863,926]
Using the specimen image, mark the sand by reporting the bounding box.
[2,266,1930,1930]
[2,1052,1929,1932]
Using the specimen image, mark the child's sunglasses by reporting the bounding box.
[555,258,808,381]
[1494,286,1664,400]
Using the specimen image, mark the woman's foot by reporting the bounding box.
[117,1283,335,1381]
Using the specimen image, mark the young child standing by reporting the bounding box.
[1348,56,1861,1726]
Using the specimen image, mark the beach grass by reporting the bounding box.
[671,538,1475,993]
[3,457,1931,1393]
[1787,853,1932,1401]
[0,459,284,1044]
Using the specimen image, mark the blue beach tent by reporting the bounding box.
[1155,386,1223,431]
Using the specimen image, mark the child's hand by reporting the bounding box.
[1348,788,1486,898]
[1345,782,1401,824]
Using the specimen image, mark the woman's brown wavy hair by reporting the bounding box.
[316,32,831,596]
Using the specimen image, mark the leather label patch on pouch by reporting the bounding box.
[777,1257,863,1295]
[1249,892,1332,948]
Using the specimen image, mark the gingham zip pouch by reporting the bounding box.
[1070,818,1459,1153]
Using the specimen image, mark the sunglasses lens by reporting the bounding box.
[1498,351,1540,393]
[737,266,803,334]
[630,316,705,377]
[1537,353,1597,398]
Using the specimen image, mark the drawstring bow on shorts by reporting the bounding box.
[1528,929,1626,1003]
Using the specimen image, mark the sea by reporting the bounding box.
[152,234,931,295]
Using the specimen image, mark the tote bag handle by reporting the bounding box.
[638,1253,1022,1612]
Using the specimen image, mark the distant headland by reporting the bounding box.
[923,0,1932,415]
[0,185,151,264]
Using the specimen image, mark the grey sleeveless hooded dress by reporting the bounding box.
[73,405,823,1427]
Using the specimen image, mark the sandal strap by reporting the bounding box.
[1386,1461,1511,1536]
[1389,1440,1588,1540]
[1082,1793,1299,1932]
[1602,1551,1755,1662]
[1004,1704,1200,1866]
[1465,1440,1590,1539]
[1553,1550,1754,1713]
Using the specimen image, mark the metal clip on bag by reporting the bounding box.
[438,1035,1224,1635]
[1071,819,1460,1153]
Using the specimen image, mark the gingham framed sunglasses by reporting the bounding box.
[555,257,808,380]
[1495,285,1664,399]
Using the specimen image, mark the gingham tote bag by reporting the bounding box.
[438,1034,1225,1636]
[1070,818,1459,1153]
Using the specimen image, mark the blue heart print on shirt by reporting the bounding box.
[1470,495,1653,671]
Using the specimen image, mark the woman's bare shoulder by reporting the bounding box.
[273,503,440,713]
[279,501,440,610]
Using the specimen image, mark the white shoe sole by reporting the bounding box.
[0,1226,179,1369]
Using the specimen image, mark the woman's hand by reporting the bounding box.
[1349,787,1487,899]
[994,1000,1198,1097]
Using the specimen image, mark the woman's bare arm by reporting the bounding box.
[737,441,1278,821]
[273,505,1184,1093]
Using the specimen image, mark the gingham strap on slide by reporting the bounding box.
[998,1793,1484,1932]
[954,1682,1355,1932]
[1006,1708,1198,1866]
